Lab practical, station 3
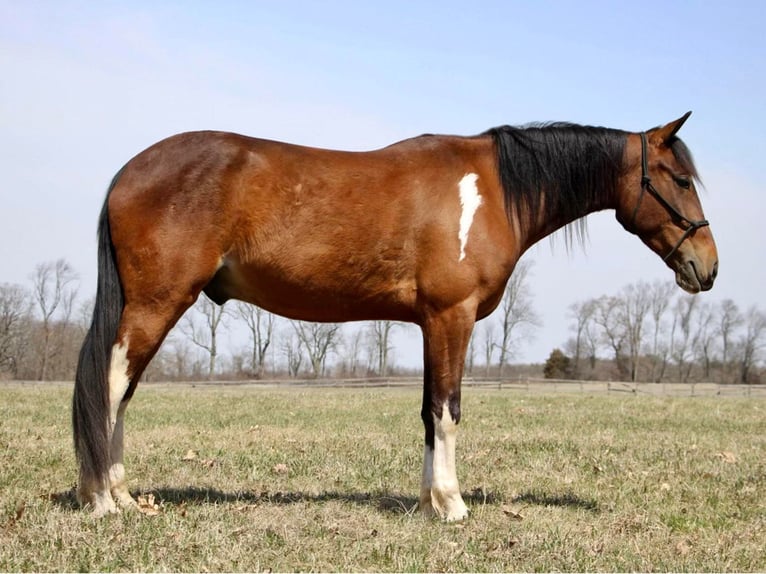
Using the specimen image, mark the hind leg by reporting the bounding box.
[80,299,195,516]
[109,401,135,508]
[76,336,131,516]
[106,335,139,510]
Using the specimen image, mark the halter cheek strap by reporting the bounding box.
[631,133,709,262]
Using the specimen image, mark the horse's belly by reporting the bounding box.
[207,256,419,323]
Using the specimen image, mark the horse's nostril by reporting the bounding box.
[712,261,719,280]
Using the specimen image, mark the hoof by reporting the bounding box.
[78,488,119,518]
[418,498,437,519]
[419,492,469,522]
[443,505,470,522]
[90,499,120,518]
[113,488,138,510]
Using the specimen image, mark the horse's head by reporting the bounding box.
[616,112,718,293]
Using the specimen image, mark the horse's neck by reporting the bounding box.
[487,127,627,254]
[517,182,618,252]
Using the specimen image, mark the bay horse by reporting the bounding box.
[73,112,718,520]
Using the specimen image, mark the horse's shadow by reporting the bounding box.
[512,490,599,512]
[49,486,426,515]
[152,487,424,515]
[49,486,597,514]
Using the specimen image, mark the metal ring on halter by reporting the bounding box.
[631,133,709,262]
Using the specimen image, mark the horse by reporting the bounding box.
[73,112,718,520]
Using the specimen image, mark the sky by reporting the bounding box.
[1,0,764,368]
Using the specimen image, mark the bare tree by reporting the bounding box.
[31,259,78,380]
[366,320,400,376]
[563,283,764,385]
[76,296,95,333]
[593,295,628,379]
[736,307,766,384]
[181,295,228,380]
[692,301,717,380]
[568,298,597,377]
[581,311,600,372]
[281,328,304,377]
[235,302,274,378]
[481,321,496,377]
[618,282,652,382]
[496,260,540,375]
[670,295,699,383]
[338,327,364,376]
[717,299,743,383]
[0,283,29,377]
[292,320,341,378]
[227,351,247,378]
[166,336,194,380]
[647,281,675,382]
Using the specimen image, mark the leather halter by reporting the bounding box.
[631,133,709,262]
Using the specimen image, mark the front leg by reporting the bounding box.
[418,304,474,521]
[420,404,469,521]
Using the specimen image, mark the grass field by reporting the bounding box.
[1,383,764,572]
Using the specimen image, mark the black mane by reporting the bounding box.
[485,122,627,245]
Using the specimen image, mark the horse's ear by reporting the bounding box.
[650,111,692,145]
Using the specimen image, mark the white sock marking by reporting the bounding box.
[458,173,482,262]
[432,403,458,490]
[429,401,468,520]
[108,340,130,426]
[107,341,137,507]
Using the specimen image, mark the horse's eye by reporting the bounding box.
[675,176,691,190]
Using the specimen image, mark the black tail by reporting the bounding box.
[72,172,125,488]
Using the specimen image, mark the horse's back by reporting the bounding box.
[105,130,510,323]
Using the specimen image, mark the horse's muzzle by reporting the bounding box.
[675,258,717,293]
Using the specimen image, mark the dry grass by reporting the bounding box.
[0,383,764,572]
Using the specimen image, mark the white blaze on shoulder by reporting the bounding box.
[458,173,482,262]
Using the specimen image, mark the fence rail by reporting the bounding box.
[464,377,766,397]
[6,377,765,397]
[160,376,766,397]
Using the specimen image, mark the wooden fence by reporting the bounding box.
[136,376,766,398]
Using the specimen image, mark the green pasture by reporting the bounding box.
[0,383,763,571]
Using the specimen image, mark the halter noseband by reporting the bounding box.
[630,133,709,262]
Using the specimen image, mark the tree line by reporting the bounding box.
[546,280,766,384]
[0,258,538,381]
[1,258,763,383]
